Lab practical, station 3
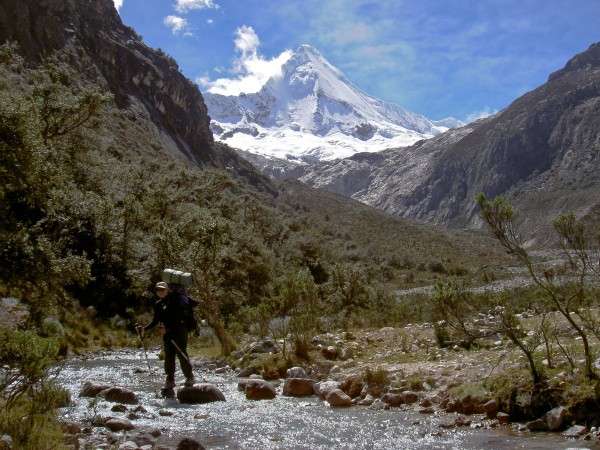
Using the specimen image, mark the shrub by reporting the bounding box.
[0,329,69,449]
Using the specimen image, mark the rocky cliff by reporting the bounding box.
[293,43,600,243]
[0,0,217,165]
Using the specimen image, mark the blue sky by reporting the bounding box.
[114,0,599,122]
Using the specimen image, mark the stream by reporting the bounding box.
[56,350,597,449]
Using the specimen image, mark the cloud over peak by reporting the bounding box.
[198,26,292,96]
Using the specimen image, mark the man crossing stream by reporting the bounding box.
[136,281,195,398]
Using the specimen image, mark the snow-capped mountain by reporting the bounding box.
[204,45,463,162]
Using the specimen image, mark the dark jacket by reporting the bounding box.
[144,291,187,333]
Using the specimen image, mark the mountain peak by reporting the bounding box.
[296,44,321,57]
[204,44,462,162]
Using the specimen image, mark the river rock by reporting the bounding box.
[283,378,315,397]
[544,406,566,431]
[381,393,403,407]
[326,389,352,407]
[118,442,138,450]
[564,425,587,438]
[111,404,128,413]
[128,431,157,447]
[314,380,340,399]
[245,338,277,355]
[355,394,374,406]
[237,365,256,377]
[99,387,139,405]
[79,381,112,397]
[244,379,277,400]
[105,418,134,432]
[401,391,419,404]
[473,399,498,418]
[496,412,510,424]
[177,383,226,404]
[176,437,206,449]
[322,346,339,360]
[286,366,308,379]
[525,418,547,431]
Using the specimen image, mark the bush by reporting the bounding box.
[0,329,69,449]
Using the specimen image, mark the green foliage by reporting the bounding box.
[325,264,370,328]
[0,329,69,449]
[363,366,390,389]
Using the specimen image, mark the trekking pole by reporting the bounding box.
[170,338,206,382]
[170,339,191,365]
[136,325,154,375]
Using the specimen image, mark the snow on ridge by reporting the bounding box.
[204,45,462,163]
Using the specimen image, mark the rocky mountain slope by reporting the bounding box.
[205,45,463,162]
[285,43,600,242]
[0,0,269,187]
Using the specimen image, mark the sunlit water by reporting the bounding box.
[56,350,596,449]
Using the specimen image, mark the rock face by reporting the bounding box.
[0,0,215,166]
[0,0,276,197]
[272,42,600,242]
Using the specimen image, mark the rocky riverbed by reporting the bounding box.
[55,324,600,449]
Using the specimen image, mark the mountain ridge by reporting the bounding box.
[288,42,600,243]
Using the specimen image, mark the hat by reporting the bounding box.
[155,281,169,290]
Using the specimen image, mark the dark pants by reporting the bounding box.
[163,327,193,381]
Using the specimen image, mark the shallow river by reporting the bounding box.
[56,350,596,449]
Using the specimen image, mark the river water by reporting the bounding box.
[56,350,596,449]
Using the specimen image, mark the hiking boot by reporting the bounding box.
[164,378,176,389]
[184,377,196,387]
[160,387,175,399]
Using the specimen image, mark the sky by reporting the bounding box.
[114,0,600,123]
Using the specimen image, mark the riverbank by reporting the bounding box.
[55,352,596,450]
[54,318,600,449]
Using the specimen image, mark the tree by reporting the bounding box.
[189,220,235,356]
[476,193,598,380]
[326,264,370,329]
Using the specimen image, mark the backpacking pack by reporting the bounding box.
[171,284,199,333]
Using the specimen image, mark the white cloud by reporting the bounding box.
[197,26,292,95]
[113,0,123,11]
[466,106,498,123]
[164,15,192,36]
[174,0,220,13]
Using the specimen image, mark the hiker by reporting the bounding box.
[136,281,195,392]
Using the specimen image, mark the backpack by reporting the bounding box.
[182,295,199,333]
[171,284,199,333]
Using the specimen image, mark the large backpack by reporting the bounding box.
[171,284,199,333]
[163,268,198,333]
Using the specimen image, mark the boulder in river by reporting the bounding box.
[244,379,277,400]
[282,378,315,397]
[99,387,139,405]
[177,383,226,404]
[326,389,352,407]
[314,380,340,399]
[105,418,134,432]
[79,381,112,397]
